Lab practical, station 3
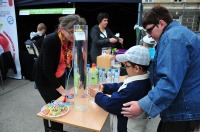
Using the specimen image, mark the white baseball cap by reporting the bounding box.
[116,45,150,66]
[143,35,156,45]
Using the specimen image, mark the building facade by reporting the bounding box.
[142,0,200,31]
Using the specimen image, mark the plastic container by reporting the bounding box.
[73,25,88,111]
[102,68,107,84]
[98,68,102,83]
[99,68,107,84]
[106,68,112,83]
[89,63,98,85]
[114,69,119,83]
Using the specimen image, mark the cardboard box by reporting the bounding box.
[97,55,115,72]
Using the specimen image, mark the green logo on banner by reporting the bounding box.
[19,8,76,15]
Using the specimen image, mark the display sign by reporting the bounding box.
[19,8,76,15]
[0,0,22,79]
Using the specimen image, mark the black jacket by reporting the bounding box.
[90,25,120,64]
[33,32,65,89]
[0,51,17,80]
[32,34,45,51]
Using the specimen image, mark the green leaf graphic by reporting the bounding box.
[0,24,3,30]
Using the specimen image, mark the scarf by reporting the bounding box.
[58,31,73,68]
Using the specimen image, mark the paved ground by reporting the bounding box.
[0,77,160,132]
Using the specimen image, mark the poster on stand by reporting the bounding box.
[0,0,22,79]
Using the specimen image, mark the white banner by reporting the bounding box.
[0,0,22,79]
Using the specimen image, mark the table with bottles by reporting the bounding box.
[37,75,126,132]
[37,95,109,132]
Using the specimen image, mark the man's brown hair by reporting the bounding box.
[142,5,173,28]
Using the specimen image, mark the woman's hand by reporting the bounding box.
[56,86,67,96]
[109,38,118,43]
[66,89,74,96]
[119,38,123,44]
[121,101,143,118]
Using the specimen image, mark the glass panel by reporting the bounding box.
[73,25,88,111]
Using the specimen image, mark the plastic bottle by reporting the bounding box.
[114,69,119,83]
[96,66,100,83]
[106,68,112,83]
[111,68,116,83]
[98,68,103,84]
[89,63,98,85]
[101,68,107,84]
[111,74,114,83]
[99,68,107,84]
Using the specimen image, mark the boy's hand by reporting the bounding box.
[88,84,103,97]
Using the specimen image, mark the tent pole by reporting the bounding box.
[136,3,142,45]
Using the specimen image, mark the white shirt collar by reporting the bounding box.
[118,72,149,92]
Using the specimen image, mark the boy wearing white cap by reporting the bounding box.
[142,35,156,60]
[88,45,151,132]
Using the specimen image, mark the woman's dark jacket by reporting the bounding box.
[90,25,119,64]
[33,32,65,89]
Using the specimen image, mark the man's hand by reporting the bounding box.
[121,101,143,118]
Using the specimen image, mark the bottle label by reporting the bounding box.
[106,71,112,83]
[89,69,98,85]
[91,73,98,84]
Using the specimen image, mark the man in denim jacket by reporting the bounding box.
[121,5,200,132]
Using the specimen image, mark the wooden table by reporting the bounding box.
[37,76,126,132]
[37,95,109,132]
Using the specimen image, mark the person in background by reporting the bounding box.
[121,5,200,132]
[30,23,47,51]
[141,35,157,87]
[142,34,156,60]
[89,45,151,132]
[90,12,123,64]
[33,15,86,131]
[30,23,47,88]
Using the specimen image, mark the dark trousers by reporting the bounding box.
[157,120,200,132]
[37,81,65,131]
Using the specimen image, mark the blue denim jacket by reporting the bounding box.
[138,21,200,121]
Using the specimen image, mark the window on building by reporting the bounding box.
[145,0,153,2]
[174,0,182,2]
[173,16,182,24]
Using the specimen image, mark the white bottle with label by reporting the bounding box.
[99,67,106,84]
[106,68,112,83]
[101,68,107,84]
[114,69,119,83]
[98,68,103,84]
